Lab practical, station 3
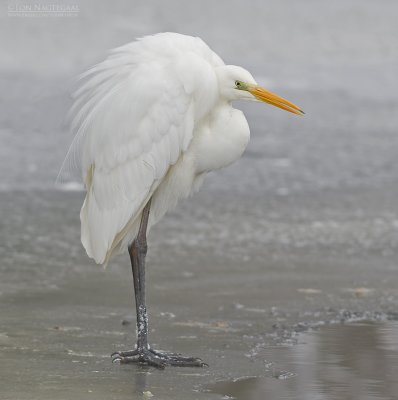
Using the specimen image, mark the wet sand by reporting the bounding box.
[1,187,398,399]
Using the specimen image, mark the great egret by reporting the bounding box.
[60,32,304,368]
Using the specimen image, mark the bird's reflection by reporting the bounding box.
[132,369,149,396]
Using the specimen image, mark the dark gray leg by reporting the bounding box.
[111,199,206,369]
[130,198,151,351]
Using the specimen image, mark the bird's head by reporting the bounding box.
[216,65,304,116]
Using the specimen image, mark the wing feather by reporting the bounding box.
[59,33,223,264]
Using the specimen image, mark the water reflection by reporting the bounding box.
[209,321,398,400]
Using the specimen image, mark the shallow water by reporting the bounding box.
[208,321,398,400]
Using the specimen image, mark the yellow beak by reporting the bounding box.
[248,85,304,116]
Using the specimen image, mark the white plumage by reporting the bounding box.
[60,32,303,266]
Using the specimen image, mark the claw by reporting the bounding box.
[111,347,207,368]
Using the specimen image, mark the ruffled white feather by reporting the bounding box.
[59,33,224,264]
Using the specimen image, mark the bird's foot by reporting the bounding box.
[111,347,207,369]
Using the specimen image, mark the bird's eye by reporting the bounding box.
[235,81,241,87]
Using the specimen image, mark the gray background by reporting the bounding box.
[1,0,398,193]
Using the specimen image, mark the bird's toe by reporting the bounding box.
[111,347,206,368]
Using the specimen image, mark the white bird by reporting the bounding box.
[60,32,304,368]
